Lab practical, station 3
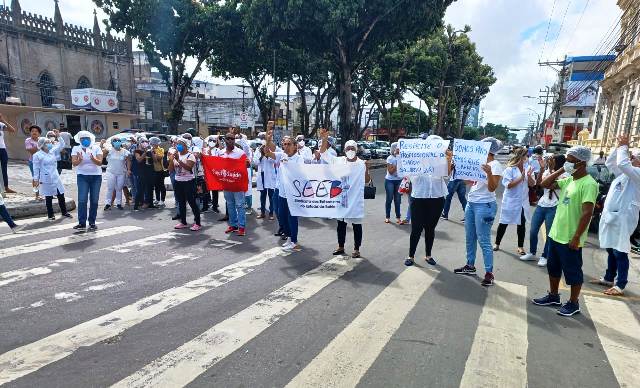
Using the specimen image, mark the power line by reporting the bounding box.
[549,0,573,59]
[538,0,559,63]
[562,0,590,55]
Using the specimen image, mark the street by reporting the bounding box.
[1,167,639,388]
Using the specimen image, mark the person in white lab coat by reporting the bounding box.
[494,148,535,255]
[593,135,640,296]
[253,139,277,220]
[296,134,314,162]
[32,136,72,220]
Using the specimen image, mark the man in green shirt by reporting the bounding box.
[533,146,598,317]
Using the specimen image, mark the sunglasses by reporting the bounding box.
[225,137,235,141]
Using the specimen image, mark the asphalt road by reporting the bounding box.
[0,167,638,388]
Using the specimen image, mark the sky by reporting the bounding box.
[18,0,621,129]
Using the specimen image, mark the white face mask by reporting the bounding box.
[298,140,305,147]
[563,161,576,175]
[208,141,216,147]
[346,150,357,160]
[261,139,266,146]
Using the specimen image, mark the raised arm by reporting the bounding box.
[605,145,621,177]
[0,113,16,133]
[263,124,277,160]
[616,135,640,185]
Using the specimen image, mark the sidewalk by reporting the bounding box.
[3,161,76,219]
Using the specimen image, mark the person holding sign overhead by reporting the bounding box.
[71,130,103,231]
[403,135,453,267]
[319,128,371,258]
[493,148,535,255]
[454,137,504,287]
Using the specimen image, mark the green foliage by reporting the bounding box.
[388,103,429,135]
[482,122,511,141]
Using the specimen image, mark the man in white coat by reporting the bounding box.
[593,135,640,296]
[253,138,277,220]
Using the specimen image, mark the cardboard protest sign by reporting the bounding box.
[398,138,450,177]
[452,139,491,182]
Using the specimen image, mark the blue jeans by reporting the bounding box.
[0,148,8,188]
[77,174,102,226]
[385,179,402,219]
[224,191,246,228]
[442,179,467,217]
[0,204,17,228]
[465,201,497,273]
[605,248,629,289]
[529,206,557,256]
[278,195,299,243]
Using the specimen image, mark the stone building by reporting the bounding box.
[592,0,640,147]
[0,0,135,113]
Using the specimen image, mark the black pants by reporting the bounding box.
[211,190,219,210]
[135,172,154,207]
[495,209,526,247]
[45,189,67,218]
[409,197,445,258]
[174,179,201,225]
[0,148,8,189]
[154,171,166,202]
[337,220,362,250]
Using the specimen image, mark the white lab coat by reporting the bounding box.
[32,141,66,197]
[499,166,531,225]
[599,146,640,253]
[253,148,277,190]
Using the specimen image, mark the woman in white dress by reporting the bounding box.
[32,136,71,220]
[494,148,535,255]
[319,129,371,258]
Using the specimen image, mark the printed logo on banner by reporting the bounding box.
[94,98,101,105]
[90,120,105,135]
[214,168,242,182]
[108,99,116,107]
[84,95,89,102]
[292,179,348,202]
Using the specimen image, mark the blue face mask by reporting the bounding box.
[113,142,122,149]
[80,138,91,147]
[45,143,53,151]
[176,144,185,153]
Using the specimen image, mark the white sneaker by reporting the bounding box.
[519,253,536,261]
[537,257,547,267]
[282,241,295,250]
[11,224,26,234]
[281,239,290,248]
[158,201,165,207]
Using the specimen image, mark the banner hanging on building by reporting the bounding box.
[398,138,450,177]
[71,89,119,112]
[452,139,491,183]
[201,155,249,192]
[281,162,365,219]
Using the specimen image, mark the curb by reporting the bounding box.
[7,200,76,219]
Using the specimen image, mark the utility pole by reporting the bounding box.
[238,83,248,112]
[272,49,276,121]
[286,79,290,134]
[539,56,568,134]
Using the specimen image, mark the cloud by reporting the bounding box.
[445,0,620,128]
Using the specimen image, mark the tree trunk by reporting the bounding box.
[436,83,447,136]
[337,63,353,147]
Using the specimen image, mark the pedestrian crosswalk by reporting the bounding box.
[0,219,639,387]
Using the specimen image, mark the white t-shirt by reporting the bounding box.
[275,151,304,197]
[410,175,448,199]
[106,148,130,175]
[467,159,504,203]
[173,152,197,182]
[0,122,6,149]
[537,170,570,207]
[218,148,246,159]
[72,145,103,175]
[386,155,401,180]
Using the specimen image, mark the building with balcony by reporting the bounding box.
[592,0,640,148]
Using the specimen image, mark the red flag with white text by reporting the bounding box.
[201,155,249,192]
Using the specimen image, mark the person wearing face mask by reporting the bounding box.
[454,137,504,287]
[236,132,254,215]
[253,133,277,220]
[25,125,43,201]
[217,131,249,236]
[45,131,64,175]
[202,135,220,213]
[264,129,305,251]
[33,136,71,220]
[533,146,598,317]
[169,138,201,231]
[296,134,313,162]
[590,135,640,297]
[403,135,453,267]
[319,129,371,258]
[493,148,536,255]
[71,130,103,231]
[384,142,403,224]
[149,137,167,207]
[133,137,156,210]
[101,137,131,210]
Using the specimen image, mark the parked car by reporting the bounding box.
[587,164,616,233]
[546,142,571,155]
[358,142,379,159]
[375,140,391,158]
[356,144,371,160]
[498,146,511,155]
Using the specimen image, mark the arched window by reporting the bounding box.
[77,76,92,89]
[39,71,56,107]
[0,66,10,103]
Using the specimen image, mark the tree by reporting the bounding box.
[95,0,220,133]
[245,0,454,148]
[389,103,429,135]
[482,122,510,141]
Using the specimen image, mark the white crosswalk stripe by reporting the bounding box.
[111,256,362,388]
[0,222,103,242]
[585,296,640,388]
[285,267,437,388]
[0,247,287,385]
[459,281,529,388]
[0,226,142,259]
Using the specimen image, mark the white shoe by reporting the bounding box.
[158,201,165,207]
[281,239,290,248]
[519,253,536,261]
[282,241,295,250]
[537,257,547,267]
[11,224,26,234]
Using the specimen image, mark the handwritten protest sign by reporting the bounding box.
[452,139,491,182]
[398,138,450,177]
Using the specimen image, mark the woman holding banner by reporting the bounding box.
[168,137,201,231]
[404,135,453,267]
[493,148,535,255]
[454,137,504,287]
[319,129,371,258]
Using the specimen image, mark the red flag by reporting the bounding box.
[201,155,249,192]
